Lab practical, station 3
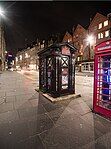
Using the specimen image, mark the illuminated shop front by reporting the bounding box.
[38,42,77,97]
[93,40,111,119]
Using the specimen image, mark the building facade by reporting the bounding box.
[15,39,54,71]
[62,12,111,72]
[82,12,111,72]
[62,31,73,43]
[0,25,6,71]
[72,24,88,71]
[89,13,111,45]
[15,12,111,72]
[15,44,40,71]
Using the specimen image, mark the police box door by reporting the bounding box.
[60,56,69,93]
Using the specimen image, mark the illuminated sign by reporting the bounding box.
[8,54,12,57]
[96,40,111,52]
[98,45,111,51]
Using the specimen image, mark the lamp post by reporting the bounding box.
[86,34,95,61]
[0,7,5,71]
[107,13,111,38]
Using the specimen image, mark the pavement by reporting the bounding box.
[0,70,111,149]
[75,71,94,77]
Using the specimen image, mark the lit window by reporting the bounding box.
[98,33,100,39]
[25,53,28,58]
[68,39,72,42]
[105,30,109,37]
[41,44,44,48]
[104,20,108,27]
[77,57,80,61]
[98,23,102,29]
[20,55,22,60]
[98,33,104,39]
[16,57,18,62]
[100,33,103,38]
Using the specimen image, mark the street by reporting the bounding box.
[0,70,111,149]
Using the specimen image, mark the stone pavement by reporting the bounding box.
[0,71,111,149]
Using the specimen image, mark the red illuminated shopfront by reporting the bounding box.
[93,40,111,119]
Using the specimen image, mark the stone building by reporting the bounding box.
[72,24,88,71]
[82,12,111,72]
[15,39,54,71]
[0,25,6,71]
[15,44,40,70]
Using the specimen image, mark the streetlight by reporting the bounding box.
[86,34,95,45]
[86,34,95,61]
[107,13,111,38]
[0,7,5,17]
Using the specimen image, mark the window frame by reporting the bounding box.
[98,23,102,29]
[104,20,108,27]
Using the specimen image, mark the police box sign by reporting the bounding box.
[96,40,111,52]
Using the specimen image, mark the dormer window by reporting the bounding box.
[98,23,102,29]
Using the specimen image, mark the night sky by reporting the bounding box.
[0,1,111,54]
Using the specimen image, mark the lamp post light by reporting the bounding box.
[86,34,95,61]
[0,7,5,17]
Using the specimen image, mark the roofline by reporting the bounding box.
[88,12,107,29]
[37,42,77,55]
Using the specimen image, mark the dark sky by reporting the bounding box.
[0,1,111,53]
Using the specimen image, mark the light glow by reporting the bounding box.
[0,7,5,16]
[86,35,95,45]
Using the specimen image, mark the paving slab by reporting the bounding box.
[0,110,19,124]
[39,121,101,149]
[17,105,46,120]
[0,71,111,148]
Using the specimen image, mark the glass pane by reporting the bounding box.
[48,78,51,85]
[47,57,52,89]
[61,56,69,90]
[97,55,111,110]
[61,57,68,67]
[62,76,68,85]
[62,68,68,75]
